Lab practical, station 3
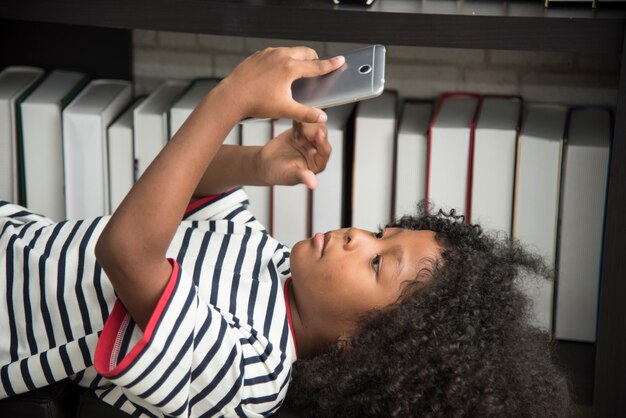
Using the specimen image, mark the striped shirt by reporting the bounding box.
[0,188,298,417]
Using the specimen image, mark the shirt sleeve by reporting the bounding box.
[94,259,256,417]
[0,201,54,226]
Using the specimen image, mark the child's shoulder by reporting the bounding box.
[183,188,272,233]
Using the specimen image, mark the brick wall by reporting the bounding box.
[133,30,620,106]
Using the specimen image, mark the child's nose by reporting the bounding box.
[343,228,371,250]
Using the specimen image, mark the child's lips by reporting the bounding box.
[314,232,325,256]
[313,232,330,256]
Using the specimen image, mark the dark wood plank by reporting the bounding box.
[0,19,132,80]
[594,26,626,418]
[555,340,595,406]
[0,0,624,53]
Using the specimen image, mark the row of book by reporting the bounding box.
[0,65,612,344]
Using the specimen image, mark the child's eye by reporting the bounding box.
[372,255,380,273]
[375,230,384,239]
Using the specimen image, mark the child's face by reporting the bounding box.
[290,227,440,343]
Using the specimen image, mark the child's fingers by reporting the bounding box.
[282,46,319,61]
[297,56,345,78]
[312,126,331,159]
[301,124,330,155]
[296,169,318,190]
[293,124,331,172]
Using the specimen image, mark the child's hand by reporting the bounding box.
[217,47,345,123]
[258,121,331,189]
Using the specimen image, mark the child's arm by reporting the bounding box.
[95,47,344,329]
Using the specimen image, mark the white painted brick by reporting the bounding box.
[577,53,621,72]
[385,63,459,99]
[245,37,326,56]
[157,31,197,49]
[490,50,575,68]
[521,72,618,106]
[130,41,617,108]
[461,68,520,95]
[214,54,249,78]
[387,46,487,65]
[133,30,157,47]
[197,34,244,52]
[134,48,213,79]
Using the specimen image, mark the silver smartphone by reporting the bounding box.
[291,44,386,109]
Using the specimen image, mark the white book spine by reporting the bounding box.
[272,184,309,248]
[169,108,190,138]
[556,146,609,341]
[134,81,188,177]
[0,100,15,201]
[427,95,479,218]
[470,97,522,235]
[394,133,425,219]
[428,127,472,215]
[470,129,517,235]
[108,123,135,213]
[20,70,86,221]
[0,66,44,202]
[64,81,132,219]
[312,127,344,233]
[21,104,65,220]
[513,106,566,331]
[134,112,169,178]
[555,109,611,342]
[107,99,143,214]
[394,102,431,220]
[352,98,396,231]
[241,119,272,229]
[64,115,106,218]
[271,119,310,246]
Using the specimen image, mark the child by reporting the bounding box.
[0,47,569,417]
[284,208,571,417]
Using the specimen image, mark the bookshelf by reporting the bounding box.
[1,0,625,416]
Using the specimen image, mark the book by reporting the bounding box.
[240,118,272,229]
[470,95,522,235]
[0,65,44,203]
[351,90,398,231]
[512,103,568,331]
[134,80,188,177]
[169,78,239,146]
[554,107,612,342]
[107,97,145,214]
[426,92,480,218]
[311,103,355,234]
[63,79,132,219]
[394,100,433,220]
[20,69,87,221]
[271,118,311,247]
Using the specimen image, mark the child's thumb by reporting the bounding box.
[289,104,327,125]
[297,169,318,190]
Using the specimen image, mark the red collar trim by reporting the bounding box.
[184,187,237,216]
[283,277,299,359]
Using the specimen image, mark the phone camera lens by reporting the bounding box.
[358,64,372,74]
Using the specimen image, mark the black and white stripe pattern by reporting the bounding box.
[0,188,296,417]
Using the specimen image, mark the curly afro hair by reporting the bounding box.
[283,205,570,417]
